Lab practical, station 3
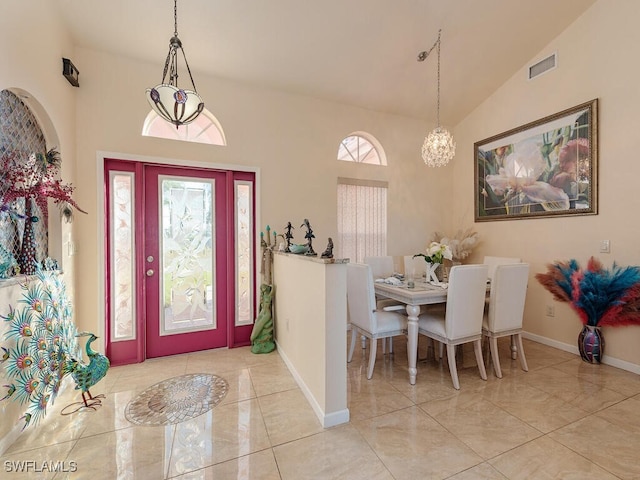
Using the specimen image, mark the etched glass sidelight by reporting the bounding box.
[235,181,253,326]
[160,177,215,334]
[110,172,136,341]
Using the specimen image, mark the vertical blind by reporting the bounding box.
[337,178,388,263]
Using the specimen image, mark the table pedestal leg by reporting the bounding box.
[406,304,420,385]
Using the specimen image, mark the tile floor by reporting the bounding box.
[3,335,640,479]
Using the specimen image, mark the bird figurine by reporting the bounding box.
[0,270,109,429]
[300,218,316,255]
[66,332,110,408]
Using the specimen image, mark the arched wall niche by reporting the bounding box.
[0,88,65,276]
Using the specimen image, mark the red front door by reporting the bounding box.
[104,159,256,365]
[144,165,228,357]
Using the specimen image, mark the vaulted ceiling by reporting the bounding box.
[56,0,596,126]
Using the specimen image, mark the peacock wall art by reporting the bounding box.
[0,270,110,430]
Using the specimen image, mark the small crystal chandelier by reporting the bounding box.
[418,29,456,167]
[146,0,204,128]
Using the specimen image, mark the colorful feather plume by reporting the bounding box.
[536,257,640,327]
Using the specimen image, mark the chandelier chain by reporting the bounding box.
[146,0,205,127]
[436,29,441,128]
[174,0,178,36]
[417,29,443,127]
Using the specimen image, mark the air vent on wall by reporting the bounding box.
[528,52,557,80]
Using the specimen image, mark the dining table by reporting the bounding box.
[374,278,449,385]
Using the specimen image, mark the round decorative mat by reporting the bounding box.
[125,373,228,426]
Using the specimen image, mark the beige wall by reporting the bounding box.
[0,2,78,280]
[452,0,640,369]
[70,47,446,343]
[2,4,443,357]
[0,0,80,449]
[3,0,640,374]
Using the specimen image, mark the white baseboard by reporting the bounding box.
[523,331,640,375]
[275,341,350,428]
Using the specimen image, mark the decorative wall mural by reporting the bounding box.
[0,271,108,429]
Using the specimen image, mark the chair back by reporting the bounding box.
[364,256,394,279]
[347,263,378,333]
[487,263,529,333]
[403,255,426,279]
[483,255,521,281]
[444,264,489,340]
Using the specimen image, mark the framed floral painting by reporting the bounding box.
[474,99,598,221]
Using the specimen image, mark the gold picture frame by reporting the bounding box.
[475,99,598,221]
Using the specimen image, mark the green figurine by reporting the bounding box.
[250,284,276,354]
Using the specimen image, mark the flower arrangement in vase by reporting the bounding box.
[0,149,85,276]
[535,257,640,363]
[413,242,453,284]
[432,228,480,263]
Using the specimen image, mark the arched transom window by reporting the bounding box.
[337,132,387,165]
[142,108,226,146]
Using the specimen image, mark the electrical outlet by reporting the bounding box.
[545,305,555,317]
[600,239,610,253]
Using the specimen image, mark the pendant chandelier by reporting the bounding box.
[146,0,204,128]
[418,29,456,167]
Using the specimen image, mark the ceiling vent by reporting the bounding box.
[528,52,557,80]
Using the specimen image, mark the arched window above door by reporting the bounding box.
[337,132,387,166]
[142,108,227,146]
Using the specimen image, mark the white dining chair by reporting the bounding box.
[347,263,408,379]
[483,255,521,281]
[483,263,529,378]
[364,255,395,279]
[417,264,489,389]
[482,255,523,358]
[363,255,402,354]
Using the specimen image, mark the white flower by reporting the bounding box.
[425,242,452,263]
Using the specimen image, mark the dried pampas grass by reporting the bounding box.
[432,228,480,261]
